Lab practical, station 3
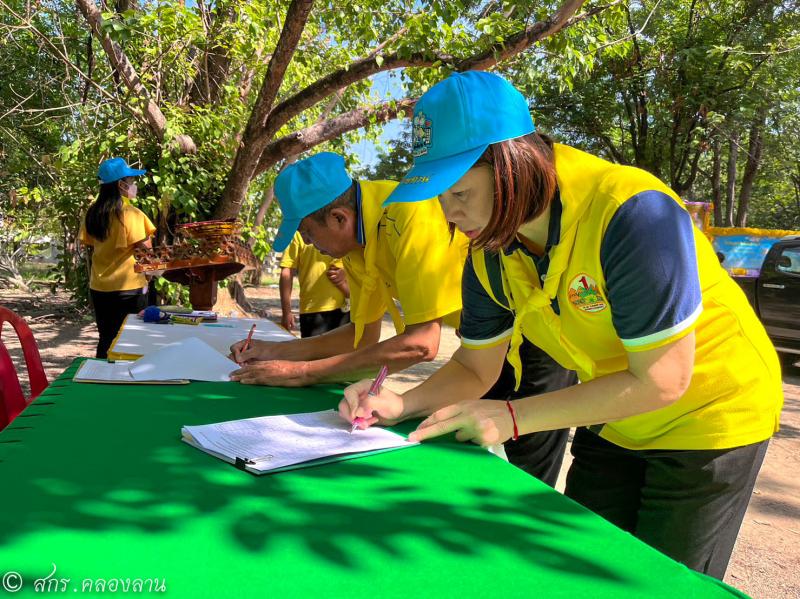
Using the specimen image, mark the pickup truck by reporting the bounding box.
[724,236,800,367]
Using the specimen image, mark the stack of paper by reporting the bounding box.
[73,359,187,385]
[182,410,417,474]
[74,337,239,384]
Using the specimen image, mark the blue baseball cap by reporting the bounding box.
[272,152,353,252]
[386,71,535,204]
[97,157,146,184]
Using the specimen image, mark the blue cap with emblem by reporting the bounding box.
[385,71,534,205]
[272,152,353,253]
[97,157,146,184]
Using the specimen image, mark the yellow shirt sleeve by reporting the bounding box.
[385,200,467,326]
[116,205,156,249]
[279,233,301,269]
[344,255,387,326]
[78,222,91,246]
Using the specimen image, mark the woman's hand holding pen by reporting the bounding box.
[340,381,516,446]
[339,379,406,429]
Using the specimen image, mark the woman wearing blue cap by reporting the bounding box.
[339,71,783,578]
[79,157,155,358]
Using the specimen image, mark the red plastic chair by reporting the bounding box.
[0,307,48,428]
[0,340,25,429]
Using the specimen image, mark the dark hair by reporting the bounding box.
[306,182,357,224]
[85,182,123,241]
[470,132,557,251]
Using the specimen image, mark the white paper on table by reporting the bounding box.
[73,359,188,384]
[182,409,417,473]
[110,314,294,358]
[129,337,238,382]
[74,359,136,382]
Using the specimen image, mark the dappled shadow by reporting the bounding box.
[1,290,97,396]
[752,468,800,499]
[774,421,800,440]
[0,363,700,595]
[748,492,800,521]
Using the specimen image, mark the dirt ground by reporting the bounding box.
[2,286,798,598]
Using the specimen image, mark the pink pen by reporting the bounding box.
[350,364,389,433]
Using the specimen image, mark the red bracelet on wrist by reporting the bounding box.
[505,400,519,441]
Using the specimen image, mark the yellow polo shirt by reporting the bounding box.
[79,201,156,292]
[279,232,346,314]
[343,180,469,346]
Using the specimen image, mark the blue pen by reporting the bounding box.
[202,323,235,328]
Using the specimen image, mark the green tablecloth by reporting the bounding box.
[0,360,747,598]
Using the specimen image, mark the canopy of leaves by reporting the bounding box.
[2,0,797,303]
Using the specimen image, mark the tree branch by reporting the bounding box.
[75,0,167,140]
[265,0,611,139]
[219,0,617,218]
[246,0,314,133]
[255,99,417,175]
[0,0,137,118]
[215,0,315,219]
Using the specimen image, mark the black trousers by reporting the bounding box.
[565,427,769,579]
[90,288,147,359]
[483,338,578,487]
[299,309,351,338]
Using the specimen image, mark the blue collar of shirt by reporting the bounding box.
[354,181,366,245]
[503,188,562,260]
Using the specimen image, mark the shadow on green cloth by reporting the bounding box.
[0,360,695,593]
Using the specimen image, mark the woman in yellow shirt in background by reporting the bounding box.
[80,158,156,358]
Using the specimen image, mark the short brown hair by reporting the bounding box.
[471,133,557,251]
[306,183,357,224]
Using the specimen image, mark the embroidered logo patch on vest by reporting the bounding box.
[568,274,607,313]
[412,112,432,157]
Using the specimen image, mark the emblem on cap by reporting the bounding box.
[568,274,607,313]
[412,112,432,157]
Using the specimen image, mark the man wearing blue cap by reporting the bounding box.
[230,151,468,388]
[80,157,155,358]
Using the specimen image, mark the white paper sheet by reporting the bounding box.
[73,359,187,384]
[129,337,239,382]
[74,359,137,382]
[182,410,416,473]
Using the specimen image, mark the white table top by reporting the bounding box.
[107,314,295,359]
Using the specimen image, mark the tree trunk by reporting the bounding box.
[189,3,236,105]
[214,0,593,220]
[711,133,723,226]
[725,130,739,227]
[214,0,315,220]
[735,106,768,227]
[75,0,168,141]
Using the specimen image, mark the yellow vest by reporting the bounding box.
[471,144,783,450]
[344,181,468,347]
